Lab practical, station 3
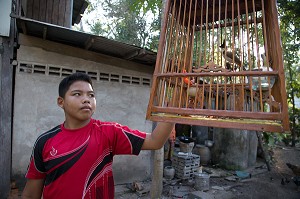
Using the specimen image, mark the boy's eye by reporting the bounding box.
[89,93,95,98]
[73,93,80,96]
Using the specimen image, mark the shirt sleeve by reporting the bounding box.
[25,154,46,179]
[25,138,47,179]
[109,123,147,156]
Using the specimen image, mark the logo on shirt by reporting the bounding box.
[50,146,58,156]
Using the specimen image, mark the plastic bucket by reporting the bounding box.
[194,173,210,191]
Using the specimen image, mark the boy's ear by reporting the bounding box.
[57,97,64,109]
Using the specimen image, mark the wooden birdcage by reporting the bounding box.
[146,0,290,133]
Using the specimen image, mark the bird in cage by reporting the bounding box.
[225,62,232,71]
[220,40,243,71]
[182,69,195,85]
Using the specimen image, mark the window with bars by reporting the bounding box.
[17,61,151,87]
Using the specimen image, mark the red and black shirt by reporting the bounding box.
[26,118,146,199]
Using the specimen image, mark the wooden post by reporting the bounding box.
[150,121,164,198]
[256,132,271,171]
[0,2,14,195]
[0,37,14,198]
[150,148,164,199]
[150,1,168,198]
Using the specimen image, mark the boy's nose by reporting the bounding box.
[82,96,90,104]
[83,99,90,104]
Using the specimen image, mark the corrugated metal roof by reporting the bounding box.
[15,17,157,66]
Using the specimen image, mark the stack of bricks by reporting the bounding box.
[172,153,200,179]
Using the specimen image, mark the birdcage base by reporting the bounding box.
[149,113,286,133]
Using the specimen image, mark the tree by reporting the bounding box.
[277,0,300,146]
[130,0,161,14]
[79,0,162,51]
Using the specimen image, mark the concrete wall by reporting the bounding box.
[211,128,258,170]
[12,45,154,185]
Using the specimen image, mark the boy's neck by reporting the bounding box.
[63,119,91,130]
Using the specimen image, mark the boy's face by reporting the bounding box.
[57,80,96,123]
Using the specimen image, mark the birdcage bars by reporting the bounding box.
[146,0,289,133]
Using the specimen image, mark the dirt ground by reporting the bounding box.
[115,143,300,199]
[8,143,300,199]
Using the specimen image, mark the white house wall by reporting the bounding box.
[12,45,154,185]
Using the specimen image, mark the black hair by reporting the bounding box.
[58,72,93,98]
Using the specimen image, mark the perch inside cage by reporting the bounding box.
[146,0,289,133]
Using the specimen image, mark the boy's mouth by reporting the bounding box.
[81,106,92,111]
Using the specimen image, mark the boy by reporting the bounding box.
[22,72,174,199]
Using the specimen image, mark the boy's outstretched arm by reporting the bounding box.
[142,122,175,150]
[22,179,44,199]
